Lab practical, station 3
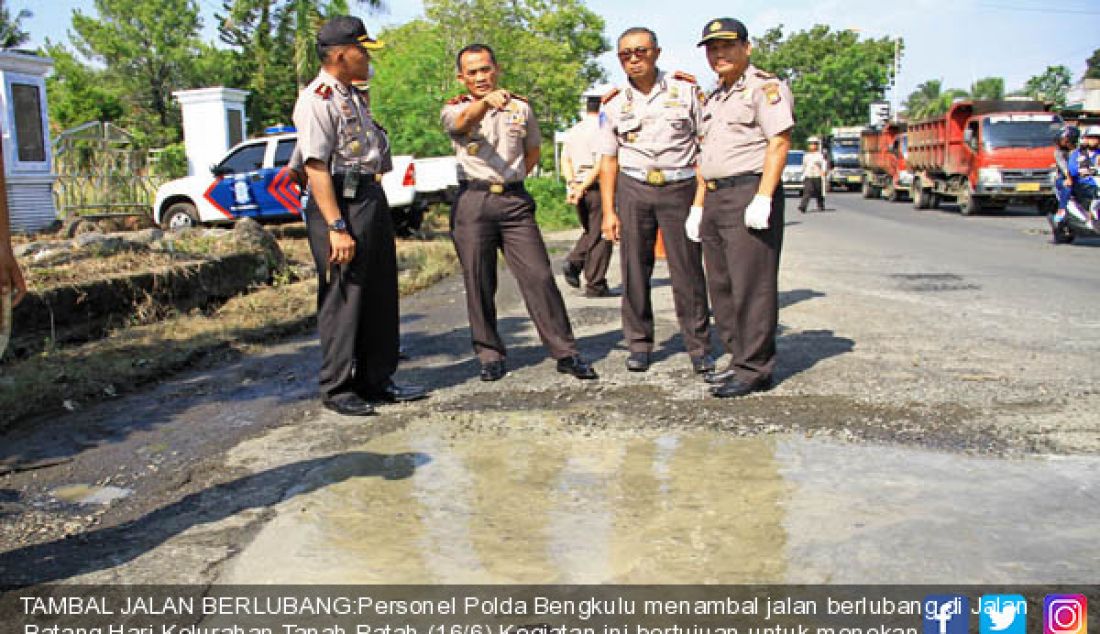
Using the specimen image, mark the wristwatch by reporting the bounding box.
[328,218,349,233]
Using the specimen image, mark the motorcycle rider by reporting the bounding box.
[1067,125,1099,222]
[1049,125,1078,237]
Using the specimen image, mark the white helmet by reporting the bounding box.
[1083,125,1100,138]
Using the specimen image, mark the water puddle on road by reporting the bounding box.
[221,411,1099,583]
[50,484,133,506]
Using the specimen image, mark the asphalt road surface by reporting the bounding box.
[1,191,1097,586]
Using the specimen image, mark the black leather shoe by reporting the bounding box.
[691,353,716,374]
[480,360,506,382]
[362,381,428,403]
[557,355,598,380]
[625,351,650,372]
[584,286,620,298]
[704,367,736,385]
[562,261,582,288]
[710,376,772,398]
[322,394,375,416]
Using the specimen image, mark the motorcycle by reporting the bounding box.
[1050,196,1100,244]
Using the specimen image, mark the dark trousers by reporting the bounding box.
[616,174,711,358]
[451,186,577,363]
[800,176,824,211]
[305,178,399,400]
[565,187,613,293]
[701,177,784,383]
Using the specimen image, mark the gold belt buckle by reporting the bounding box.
[706,180,717,191]
[373,174,383,183]
[645,169,666,186]
[489,183,505,194]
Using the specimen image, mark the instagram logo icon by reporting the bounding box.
[1045,595,1087,634]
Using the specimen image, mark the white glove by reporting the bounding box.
[685,205,703,242]
[744,194,772,230]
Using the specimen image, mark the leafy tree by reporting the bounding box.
[1085,48,1100,80]
[969,76,1003,101]
[42,42,124,133]
[1023,65,1072,108]
[750,25,900,145]
[370,0,608,160]
[69,0,207,145]
[215,0,384,130]
[0,0,31,49]
[904,79,966,120]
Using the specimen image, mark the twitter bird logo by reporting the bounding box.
[982,595,1027,634]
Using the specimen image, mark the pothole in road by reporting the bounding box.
[890,273,981,292]
[220,415,1100,584]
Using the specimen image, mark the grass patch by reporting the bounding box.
[526,176,581,231]
[0,237,459,428]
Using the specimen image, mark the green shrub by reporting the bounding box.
[152,143,189,179]
[526,176,580,230]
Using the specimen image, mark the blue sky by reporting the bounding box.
[18,0,1100,111]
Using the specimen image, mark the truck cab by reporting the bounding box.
[153,127,418,231]
[908,100,1062,215]
[826,127,865,191]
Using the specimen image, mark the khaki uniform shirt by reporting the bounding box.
[562,115,602,184]
[803,150,827,179]
[597,71,703,170]
[441,95,541,183]
[292,69,392,175]
[698,65,795,180]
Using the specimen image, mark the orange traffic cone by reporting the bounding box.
[655,229,667,260]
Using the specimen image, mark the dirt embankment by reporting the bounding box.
[1,219,459,429]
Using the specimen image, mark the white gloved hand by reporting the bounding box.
[685,205,703,242]
[744,194,772,230]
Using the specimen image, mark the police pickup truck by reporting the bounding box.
[153,127,418,233]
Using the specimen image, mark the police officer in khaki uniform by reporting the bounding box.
[800,136,828,213]
[692,17,794,398]
[293,16,427,416]
[441,44,597,382]
[561,95,614,297]
[599,27,715,375]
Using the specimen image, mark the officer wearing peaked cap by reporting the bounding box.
[693,17,795,398]
[293,15,427,416]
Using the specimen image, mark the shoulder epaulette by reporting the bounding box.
[313,83,333,100]
[672,70,698,85]
[510,94,529,103]
[600,87,621,105]
[753,69,777,80]
[446,94,472,106]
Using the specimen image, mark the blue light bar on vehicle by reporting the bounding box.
[264,125,296,135]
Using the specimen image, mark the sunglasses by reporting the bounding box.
[617,46,652,62]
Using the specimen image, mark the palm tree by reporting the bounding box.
[904,79,968,120]
[283,0,385,87]
[0,0,32,49]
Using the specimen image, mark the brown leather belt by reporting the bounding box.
[461,180,526,194]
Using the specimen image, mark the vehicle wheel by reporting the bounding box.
[958,187,982,216]
[162,202,199,231]
[861,179,874,199]
[930,193,941,209]
[1037,197,1058,217]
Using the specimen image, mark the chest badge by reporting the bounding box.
[466,141,480,155]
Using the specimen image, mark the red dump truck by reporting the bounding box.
[859,123,912,202]
[907,100,1062,215]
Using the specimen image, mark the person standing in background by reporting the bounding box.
[561,94,615,298]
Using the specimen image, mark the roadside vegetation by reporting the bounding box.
[0,220,460,428]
